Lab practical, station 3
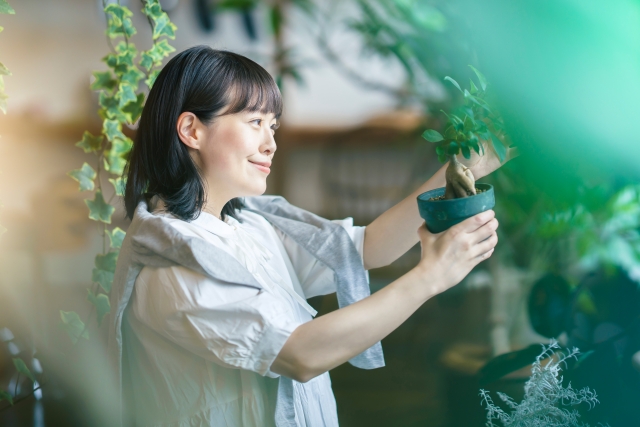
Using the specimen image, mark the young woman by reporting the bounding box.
[108,45,503,427]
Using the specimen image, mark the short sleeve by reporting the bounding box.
[275,217,369,299]
[130,265,301,377]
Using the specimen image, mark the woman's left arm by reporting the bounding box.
[364,144,518,270]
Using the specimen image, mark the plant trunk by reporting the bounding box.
[444,154,476,199]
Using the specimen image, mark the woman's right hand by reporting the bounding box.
[414,210,498,296]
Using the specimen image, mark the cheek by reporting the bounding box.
[204,127,252,172]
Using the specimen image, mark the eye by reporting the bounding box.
[251,118,263,126]
[270,122,280,131]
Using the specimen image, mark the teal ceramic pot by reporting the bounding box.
[417,183,495,233]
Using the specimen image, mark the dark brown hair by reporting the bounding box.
[124,46,283,221]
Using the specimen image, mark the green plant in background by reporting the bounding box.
[421,66,509,199]
[0,0,14,239]
[63,0,176,344]
[480,341,607,427]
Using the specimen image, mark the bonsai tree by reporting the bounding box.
[422,66,510,200]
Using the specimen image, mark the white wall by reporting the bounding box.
[0,0,405,126]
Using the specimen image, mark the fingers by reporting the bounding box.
[471,232,498,258]
[453,210,495,234]
[474,248,495,262]
[470,218,499,245]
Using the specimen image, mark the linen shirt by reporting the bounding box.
[121,203,367,427]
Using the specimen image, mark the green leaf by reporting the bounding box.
[117,83,137,108]
[444,76,462,93]
[0,61,10,76]
[421,129,444,143]
[68,162,96,192]
[0,390,13,405]
[93,251,118,292]
[59,310,89,344]
[447,141,459,155]
[87,289,110,326]
[0,0,15,14]
[468,138,481,155]
[435,145,444,156]
[490,132,507,163]
[109,176,126,197]
[463,115,474,132]
[106,137,133,175]
[90,71,116,91]
[122,93,144,123]
[105,4,136,39]
[96,251,118,273]
[85,190,115,224]
[142,0,164,20]
[103,119,126,142]
[437,153,448,164]
[469,65,487,91]
[152,13,177,40]
[461,144,471,160]
[139,51,155,71]
[92,268,114,293]
[106,227,126,249]
[469,79,478,94]
[145,69,160,88]
[13,358,36,383]
[120,66,145,87]
[75,131,104,153]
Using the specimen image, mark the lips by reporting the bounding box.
[249,160,271,173]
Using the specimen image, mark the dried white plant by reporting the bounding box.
[480,340,608,427]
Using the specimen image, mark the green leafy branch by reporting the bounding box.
[62,0,176,344]
[421,66,509,165]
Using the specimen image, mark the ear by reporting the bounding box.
[176,112,205,150]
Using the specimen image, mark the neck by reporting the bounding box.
[202,189,232,220]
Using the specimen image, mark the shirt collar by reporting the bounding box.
[150,195,238,238]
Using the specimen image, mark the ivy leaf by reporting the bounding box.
[139,51,155,71]
[122,93,145,123]
[99,92,127,122]
[106,137,133,175]
[0,390,12,405]
[85,190,115,224]
[59,310,89,344]
[117,83,137,108]
[93,252,118,292]
[75,131,103,153]
[103,119,126,142]
[120,66,144,87]
[91,71,117,91]
[92,268,114,293]
[469,65,487,91]
[152,13,177,40]
[13,358,36,383]
[146,69,160,88]
[444,76,462,94]
[490,132,507,163]
[422,129,444,143]
[143,0,164,20]
[0,61,10,76]
[106,227,126,249]
[109,176,126,197]
[68,162,96,192]
[105,4,136,39]
[0,0,15,14]
[87,289,111,326]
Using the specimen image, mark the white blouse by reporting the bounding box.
[121,204,368,427]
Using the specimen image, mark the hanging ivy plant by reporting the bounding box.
[62,0,177,343]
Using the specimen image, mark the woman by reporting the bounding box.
[107,45,503,427]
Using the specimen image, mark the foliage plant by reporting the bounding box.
[480,340,606,427]
[62,1,176,344]
[421,66,509,200]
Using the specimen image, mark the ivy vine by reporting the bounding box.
[63,0,177,343]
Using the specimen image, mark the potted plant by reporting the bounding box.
[417,66,509,233]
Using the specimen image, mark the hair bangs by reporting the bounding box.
[222,58,283,119]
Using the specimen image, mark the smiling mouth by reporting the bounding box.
[249,161,271,173]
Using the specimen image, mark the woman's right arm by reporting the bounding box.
[270,209,498,383]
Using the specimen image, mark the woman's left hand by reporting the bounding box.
[457,139,520,180]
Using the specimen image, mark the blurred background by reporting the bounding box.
[1,0,640,426]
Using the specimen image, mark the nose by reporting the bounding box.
[261,127,277,157]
